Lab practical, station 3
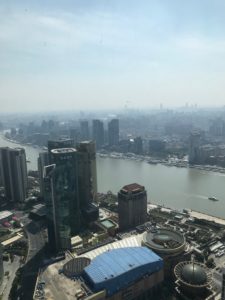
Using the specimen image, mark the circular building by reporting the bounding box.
[142,228,187,277]
[142,228,186,256]
[174,261,213,299]
[63,257,91,278]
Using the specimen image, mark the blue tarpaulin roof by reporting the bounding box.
[83,247,163,296]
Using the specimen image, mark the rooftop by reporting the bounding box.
[100,219,116,229]
[84,247,163,294]
[0,210,13,221]
[83,235,142,260]
[51,148,76,154]
[142,228,185,254]
[120,183,145,194]
[181,264,207,286]
[174,261,212,287]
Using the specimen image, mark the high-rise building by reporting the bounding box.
[44,148,80,252]
[77,141,97,206]
[118,183,147,231]
[80,120,89,141]
[108,119,119,146]
[0,147,27,203]
[38,152,49,198]
[189,131,201,164]
[92,120,104,149]
[69,128,80,146]
[48,139,73,163]
[133,136,143,154]
[77,141,98,222]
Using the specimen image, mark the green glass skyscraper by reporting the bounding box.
[44,148,80,252]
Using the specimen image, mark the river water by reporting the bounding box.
[1,135,225,219]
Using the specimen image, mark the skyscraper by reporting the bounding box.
[108,119,119,146]
[69,128,80,146]
[0,147,27,203]
[38,151,49,198]
[133,136,143,154]
[80,120,89,141]
[77,141,98,222]
[189,131,201,164]
[92,119,104,149]
[77,141,97,206]
[44,148,80,252]
[48,139,73,163]
[118,183,147,231]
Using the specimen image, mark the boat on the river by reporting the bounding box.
[208,197,219,202]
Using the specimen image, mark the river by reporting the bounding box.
[1,134,225,219]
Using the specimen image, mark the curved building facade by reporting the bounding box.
[174,261,215,299]
[142,228,186,256]
[142,228,187,277]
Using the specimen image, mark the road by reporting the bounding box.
[21,216,45,263]
[0,255,21,300]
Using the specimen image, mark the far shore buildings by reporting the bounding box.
[92,120,104,150]
[108,119,119,146]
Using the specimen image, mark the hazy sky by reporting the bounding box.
[1,0,225,112]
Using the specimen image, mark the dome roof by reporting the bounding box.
[153,233,171,243]
[181,264,207,286]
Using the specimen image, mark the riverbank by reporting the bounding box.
[3,133,225,175]
[148,203,225,225]
[1,133,43,151]
[98,152,225,174]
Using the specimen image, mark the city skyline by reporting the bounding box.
[1,0,225,112]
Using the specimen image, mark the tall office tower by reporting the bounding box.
[118,183,147,231]
[0,147,27,203]
[189,131,201,164]
[69,128,80,146]
[77,141,98,222]
[108,119,119,146]
[80,120,89,141]
[133,136,143,154]
[48,139,73,163]
[92,119,104,149]
[38,151,49,198]
[44,148,80,253]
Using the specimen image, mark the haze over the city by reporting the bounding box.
[1,0,225,112]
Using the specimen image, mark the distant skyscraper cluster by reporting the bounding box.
[70,118,120,150]
[0,147,27,203]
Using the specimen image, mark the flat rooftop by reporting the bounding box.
[1,234,23,247]
[0,210,13,221]
[120,183,145,194]
[100,219,116,229]
[51,148,76,154]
